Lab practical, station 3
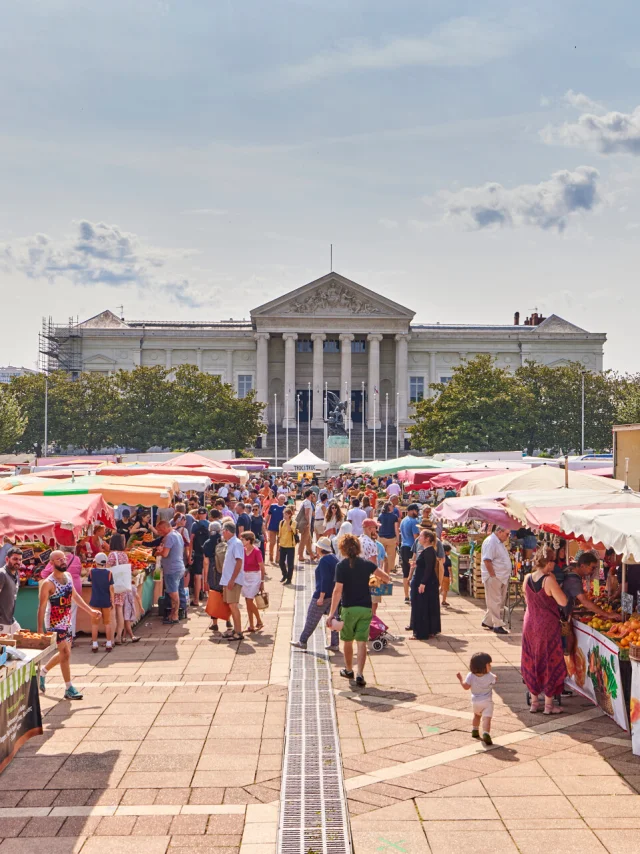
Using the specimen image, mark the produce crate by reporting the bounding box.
[14,631,55,650]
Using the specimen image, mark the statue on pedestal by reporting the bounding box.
[325,392,348,437]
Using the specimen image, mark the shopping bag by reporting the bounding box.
[255,591,269,610]
[205,590,231,620]
[111,563,132,594]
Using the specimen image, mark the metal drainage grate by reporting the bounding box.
[277,561,352,854]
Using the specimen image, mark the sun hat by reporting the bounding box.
[316,537,334,553]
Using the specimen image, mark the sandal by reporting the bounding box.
[530,699,541,713]
[255,622,264,632]
[221,629,235,639]
[130,636,140,643]
[224,631,244,641]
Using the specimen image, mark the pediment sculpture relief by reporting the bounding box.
[285,283,383,315]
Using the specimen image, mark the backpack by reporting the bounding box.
[296,503,309,531]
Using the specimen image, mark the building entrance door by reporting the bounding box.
[296,390,312,423]
[351,390,366,424]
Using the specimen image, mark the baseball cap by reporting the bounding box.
[362,518,380,529]
[94,552,108,566]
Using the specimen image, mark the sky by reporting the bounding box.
[1,0,640,372]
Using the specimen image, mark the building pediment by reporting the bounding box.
[83,354,116,366]
[251,273,415,321]
[79,310,130,329]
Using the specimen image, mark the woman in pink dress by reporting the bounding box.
[521,546,569,714]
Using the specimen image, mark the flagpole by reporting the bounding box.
[361,381,365,461]
[385,392,389,460]
[324,381,328,460]
[274,393,278,468]
[285,393,289,461]
[296,393,300,455]
[373,391,377,461]
[307,381,311,450]
[396,391,400,458]
[346,380,351,464]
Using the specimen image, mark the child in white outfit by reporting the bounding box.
[457,651,497,746]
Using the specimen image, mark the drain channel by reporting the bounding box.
[277,563,352,854]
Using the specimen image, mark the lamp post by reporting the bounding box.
[274,393,278,467]
[43,373,48,458]
[285,393,289,460]
[396,391,400,458]
[346,380,351,463]
[385,392,389,461]
[307,381,311,450]
[324,381,328,460]
[581,370,586,455]
[361,381,365,461]
[296,393,300,455]
[373,390,376,461]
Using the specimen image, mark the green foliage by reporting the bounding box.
[0,386,27,453]
[4,366,266,455]
[410,355,619,456]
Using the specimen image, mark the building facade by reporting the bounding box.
[47,273,606,437]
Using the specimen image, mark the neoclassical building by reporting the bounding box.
[46,273,606,439]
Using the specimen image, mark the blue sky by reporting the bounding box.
[1,0,639,371]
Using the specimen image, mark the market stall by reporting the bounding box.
[97,461,248,485]
[3,474,176,508]
[282,448,330,473]
[461,466,624,497]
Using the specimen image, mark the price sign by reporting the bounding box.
[593,579,600,597]
[38,549,52,564]
[621,591,634,617]
[20,548,34,561]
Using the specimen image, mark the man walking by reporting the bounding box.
[220,521,245,641]
[480,526,512,635]
[156,519,187,625]
[189,507,211,606]
[399,504,420,604]
[267,495,286,564]
[297,489,315,562]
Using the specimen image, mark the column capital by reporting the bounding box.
[282,332,298,342]
[367,333,384,342]
[310,333,326,342]
[339,333,355,342]
[254,332,270,342]
[395,333,411,343]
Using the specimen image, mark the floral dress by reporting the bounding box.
[521,574,567,698]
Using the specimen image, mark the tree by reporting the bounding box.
[54,373,119,453]
[0,386,27,453]
[409,355,533,454]
[112,366,172,451]
[614,373,640,426]
[9,371,69,456]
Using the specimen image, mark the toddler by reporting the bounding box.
[457,651,496,745]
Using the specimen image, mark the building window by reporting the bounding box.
[238,375,253,398]
[323,339,340,353]
[351,339,366,353]
[440,376,453,385]
[409,376,424,403]
[296,339,312,353]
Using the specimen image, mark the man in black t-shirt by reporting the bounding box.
[189,508,211,605]
[236,502,252,536]
[329,535,389,688]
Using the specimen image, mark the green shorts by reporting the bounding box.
[340,606,373,643]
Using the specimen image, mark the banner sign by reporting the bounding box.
[630,660,640,756]
[566,622,629,732]
[0,661,43,772]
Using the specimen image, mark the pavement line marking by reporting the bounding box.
[0,804,248,819]
[335,690,474,720]
[344,706,604,791]
[43,679,270,689]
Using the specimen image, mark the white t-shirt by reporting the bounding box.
[463,671,496,701]
[315,501,327,521]
[301,499,313,524]
[347,507,367,536]
[480,533,512,582]
[386,483,401,497]
[219,486,229,499]
[221,535,245,587]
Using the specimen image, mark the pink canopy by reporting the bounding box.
[97,464,243,485]
[0,493,114,546]
[162,453,232,470]
[428,469,515,491]
[432,494,515,529]
[404,464,528,492]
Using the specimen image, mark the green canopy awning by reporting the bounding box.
[360,455,450,477]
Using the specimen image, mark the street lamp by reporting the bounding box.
[307,381,311,450]
[581,370,587,455]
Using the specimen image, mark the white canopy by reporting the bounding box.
[461,466,625,497]
[558,508,640,563]
[282,448,330,472]
[175,475,212,492]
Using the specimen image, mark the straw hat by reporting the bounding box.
[316,537,334,553]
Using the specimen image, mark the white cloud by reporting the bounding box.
[378,218,399,230]
[0,220,215,308]
[272,16,522,85]
[542,95,640,155]
[441,166,600,232]
[563,90,605,113]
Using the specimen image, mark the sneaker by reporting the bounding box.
[64,685,84,701]
[404,597,410,604]
[340,668,355,680]
[325,644,340,652]
[493,626,509,635]
[355,675,366,687]
[105,644,113,653]
[471,728,480,739]
[39,673,46,694]
[290,641,307,650]
[91,643,99,653]
[482,732,493,746]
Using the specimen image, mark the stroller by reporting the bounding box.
[369,614,400,652]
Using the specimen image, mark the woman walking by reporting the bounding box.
[323,502,343,538]
[290,537,340,651]
[241,532,265,632]
[521,546,568,714]
[278,506,298,585]
[410,530,441,640]
[108,533,140,645]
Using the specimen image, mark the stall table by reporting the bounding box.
[0,645,54,772]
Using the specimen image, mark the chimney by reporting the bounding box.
[514,311,520,326]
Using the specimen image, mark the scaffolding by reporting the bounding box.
[39,316,83,377]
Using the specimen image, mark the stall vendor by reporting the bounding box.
[562,553,623,621]
[0,547,23,634]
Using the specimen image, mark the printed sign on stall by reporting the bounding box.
[565,622,629,732]
[0,661,43,772]
[630,660,640,756]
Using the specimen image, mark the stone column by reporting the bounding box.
[255,333,270,427]
[165,349,172,370]
[311,333,326,429]
[282,333,298,428]
[226,349,234,387]
[429,351,437,397]
[196,348,203,371]
[339,334,354,428]
[395,333,410,426]
[367,334,383,429]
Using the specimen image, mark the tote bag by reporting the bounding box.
[206,590,231,621]
[111,563,132,594]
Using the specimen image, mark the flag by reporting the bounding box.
[374,386,379,395]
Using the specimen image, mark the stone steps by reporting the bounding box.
[257,426,409,463]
